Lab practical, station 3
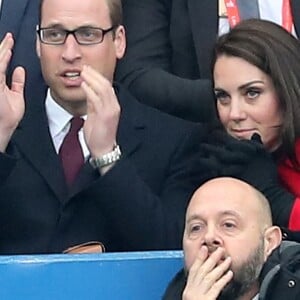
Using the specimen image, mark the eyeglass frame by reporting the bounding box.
[36,25,117,45]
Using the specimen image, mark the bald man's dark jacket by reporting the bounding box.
[163,241,300,300]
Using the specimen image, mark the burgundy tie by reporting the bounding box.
[59,117,84,185]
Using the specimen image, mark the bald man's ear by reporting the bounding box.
[263,226,282,260]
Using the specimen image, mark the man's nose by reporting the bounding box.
[203,225,222,247]
[61,34,82,62]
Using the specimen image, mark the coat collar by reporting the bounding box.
[12,84,145,202]
[114,83,145,158]
[13,91,68,202]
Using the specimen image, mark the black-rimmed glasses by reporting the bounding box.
[36,25,116,45]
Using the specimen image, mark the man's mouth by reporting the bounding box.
[63,72,81,80]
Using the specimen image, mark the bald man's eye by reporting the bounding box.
[222,221,236,230]
[187,223,205,239]
[191,224,202,232]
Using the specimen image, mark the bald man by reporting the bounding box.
[163,177,282,300]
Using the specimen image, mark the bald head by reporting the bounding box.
[187,177,273,229]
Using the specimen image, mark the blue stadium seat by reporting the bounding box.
[0,250,183,299]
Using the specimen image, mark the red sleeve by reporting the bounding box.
[288,197,300,230]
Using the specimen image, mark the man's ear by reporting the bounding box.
[36,33,41,58]
[263,226,282,260]
[113,25,126,59]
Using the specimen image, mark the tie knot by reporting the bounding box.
[69,117,84,134]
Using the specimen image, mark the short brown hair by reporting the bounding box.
[39,0,122,27]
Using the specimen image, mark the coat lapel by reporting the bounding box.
[0,0,29,39]
[291,0,300,36]
[187,0,218,78]
[115,85,144,158]
[13,101,68,202]
[13,85,144,201]
[70,85,144,197]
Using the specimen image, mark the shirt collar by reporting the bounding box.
[45,89,86,138]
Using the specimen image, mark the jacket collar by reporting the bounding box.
[12,84,145,202]
[13,90,68,202]
[114,83,145,158]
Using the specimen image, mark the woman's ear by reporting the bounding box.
[263,226,282,260]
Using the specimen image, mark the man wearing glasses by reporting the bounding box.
[0,0,207,254]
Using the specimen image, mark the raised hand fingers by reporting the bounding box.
[0,33,14,89]
[184,247,232,299]
[189,247,229,284]
[183,270,233,300]
[80,65,120,159]
[11,67,26,94]
[208,269,233,299]
[81,65,118,110]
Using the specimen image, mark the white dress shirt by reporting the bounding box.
[45,89,90,160]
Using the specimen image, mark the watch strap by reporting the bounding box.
[89,144,121,169]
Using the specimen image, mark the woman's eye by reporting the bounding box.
[246,89,260,99]
[214,90,230,103]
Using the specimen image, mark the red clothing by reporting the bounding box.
[278,139,300,230]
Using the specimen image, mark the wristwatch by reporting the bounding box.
[89,144,122,169]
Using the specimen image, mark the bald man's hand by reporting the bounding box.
[183,246,233,300]
[0,33,25,152]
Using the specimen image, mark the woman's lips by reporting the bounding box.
[230,129,256,138]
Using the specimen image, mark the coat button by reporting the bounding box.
[288,280,296,288]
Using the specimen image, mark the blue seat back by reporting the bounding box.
[0,250,183,299]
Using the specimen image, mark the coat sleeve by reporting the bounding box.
[0,149,17,182]
[115,0,216,122]
[58,124,212,251]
